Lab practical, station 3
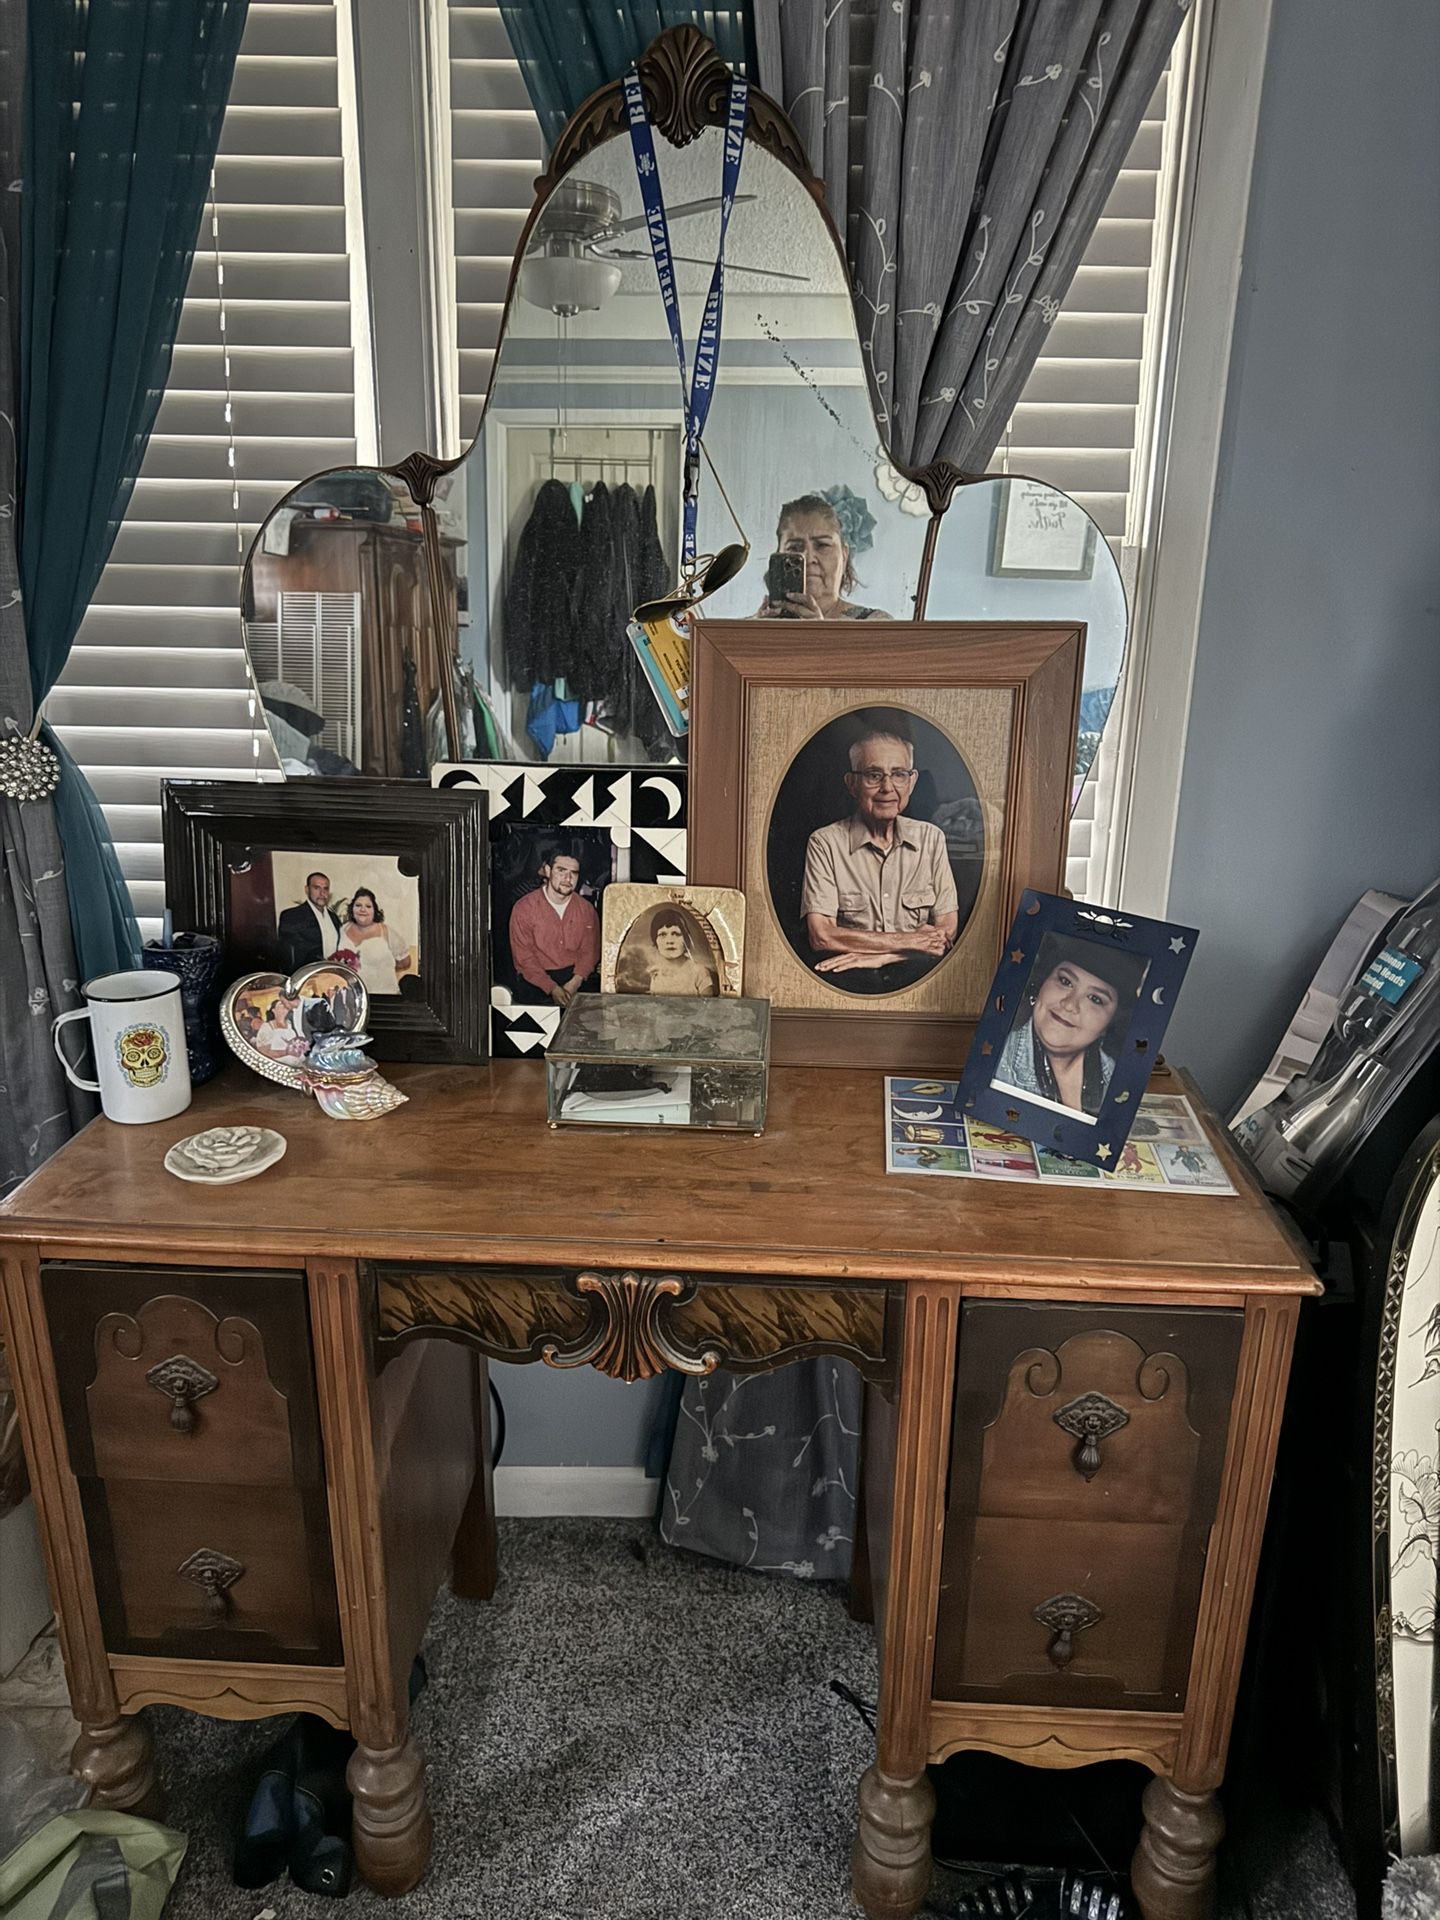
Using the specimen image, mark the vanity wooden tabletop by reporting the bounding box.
[0,1062,1317,1298]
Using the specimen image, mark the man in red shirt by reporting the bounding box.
[507,848,600,1007]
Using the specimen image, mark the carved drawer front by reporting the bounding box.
[42,1264,324,1488]
[935,1515,1191,1709]
[948,1301,1243,1527]
[81,1478,341,1665]
[933,1301,1244,1713]
[370,1261,896,1386]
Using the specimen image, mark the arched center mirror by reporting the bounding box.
[240,27,1127,812]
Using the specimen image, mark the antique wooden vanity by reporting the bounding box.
[0,1059,1316,1919]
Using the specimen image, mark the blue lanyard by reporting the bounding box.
[624,66,748,564]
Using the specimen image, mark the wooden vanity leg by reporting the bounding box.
[72,1714,162,1816]
[853,1283,959,1920]
[452,1351,498,1602]
[1131,1778,1224,1920]
[347,1737,433,1897]
[0,1249,167,1818]
[309,1259,433,1897]
[1128,1297,1301,1920]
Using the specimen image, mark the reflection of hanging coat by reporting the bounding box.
[573,480,617,706]
[590,483,672,756]
[504,479,580,688]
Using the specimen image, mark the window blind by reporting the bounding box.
[47,0,356,938]
[447,3,546,442]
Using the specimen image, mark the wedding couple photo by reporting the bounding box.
[228,851,421,996]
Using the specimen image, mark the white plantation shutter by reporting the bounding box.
[1005,70,1175,550]
[446,3,545,442]
[47,0,357,938]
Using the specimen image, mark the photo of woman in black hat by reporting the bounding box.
[991,934,1149,1120]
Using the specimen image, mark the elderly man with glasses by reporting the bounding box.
[800,710,958,987]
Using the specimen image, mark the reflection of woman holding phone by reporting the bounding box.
[756,495,892,620]
[992,937,1147,1119]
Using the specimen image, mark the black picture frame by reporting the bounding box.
[162,778,488,1063]
[432,761,686,1058]
[956,889,1198,1168]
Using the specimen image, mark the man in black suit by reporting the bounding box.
[277,871,341,974]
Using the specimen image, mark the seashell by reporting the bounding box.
[309,1073,409,1121]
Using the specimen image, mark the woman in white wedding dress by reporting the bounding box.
[337,887,414,995]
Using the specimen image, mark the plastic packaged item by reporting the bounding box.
[1234,875,1440,1204]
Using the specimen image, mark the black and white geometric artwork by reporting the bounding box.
[432,763,687,1057]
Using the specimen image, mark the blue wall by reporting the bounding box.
[1162,0,1440,1117]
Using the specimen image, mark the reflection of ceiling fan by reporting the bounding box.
[519,177,808,315]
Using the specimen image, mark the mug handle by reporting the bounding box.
[52,1007,101,1092]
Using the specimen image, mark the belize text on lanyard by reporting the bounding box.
[623,66,748,564]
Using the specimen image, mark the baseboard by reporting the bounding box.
[492,1466,656,1519]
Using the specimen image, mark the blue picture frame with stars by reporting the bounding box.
[956,890,1198,1169]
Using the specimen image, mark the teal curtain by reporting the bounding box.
[499,3,757,151]
[18,0,249,978]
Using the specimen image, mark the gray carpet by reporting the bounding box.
[145,1519,1356,1920]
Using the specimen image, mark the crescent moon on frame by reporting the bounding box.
[1152,987,1166,1005]
[639,776,683,822]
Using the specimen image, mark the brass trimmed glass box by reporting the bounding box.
[545,993,770,1133]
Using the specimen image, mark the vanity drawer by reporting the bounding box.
[43,1263,324,1489]
[934,1514,1199,1709]
[932,1300,1245,1713]
[81,1477,341,1665]
[948,1300,1242,1527]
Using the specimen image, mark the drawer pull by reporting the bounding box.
[1033,1592,1102,1669]
[177,1547,244,1618]
[1053,1391,1129,1481]
[145,1353,219,1435]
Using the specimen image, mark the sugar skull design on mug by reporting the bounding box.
[116,1023,171,1089]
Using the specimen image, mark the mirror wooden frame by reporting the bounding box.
[688,618,1084,1071]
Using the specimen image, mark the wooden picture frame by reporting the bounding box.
[688,619,1083,1070]
[162,778,488,1063]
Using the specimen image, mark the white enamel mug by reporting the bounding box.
[52,970,193,1124]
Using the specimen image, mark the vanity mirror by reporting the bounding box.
[238,27,1127,805]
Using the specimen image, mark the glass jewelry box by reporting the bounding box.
[545,993,770,1133]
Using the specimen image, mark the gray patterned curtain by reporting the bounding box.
[755,0,1190,468]
[0,0,91,1205]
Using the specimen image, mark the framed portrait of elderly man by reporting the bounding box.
[688,620,1084,1069]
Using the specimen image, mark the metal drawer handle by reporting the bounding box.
[1033,1592,1102,1669]
[145,1354,219,1435]
[1052,1391,1128,1481]
[177,1548,244,1619]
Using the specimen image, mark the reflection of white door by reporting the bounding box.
[492,422,682,764]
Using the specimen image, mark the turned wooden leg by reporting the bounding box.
[852,1286,960,1920]
[852,1766,936,1918]
[452,1352,498,1602]
[1131,1776,1224,1920]
[72,1714,163,1817]
[348,1735,433,1897]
